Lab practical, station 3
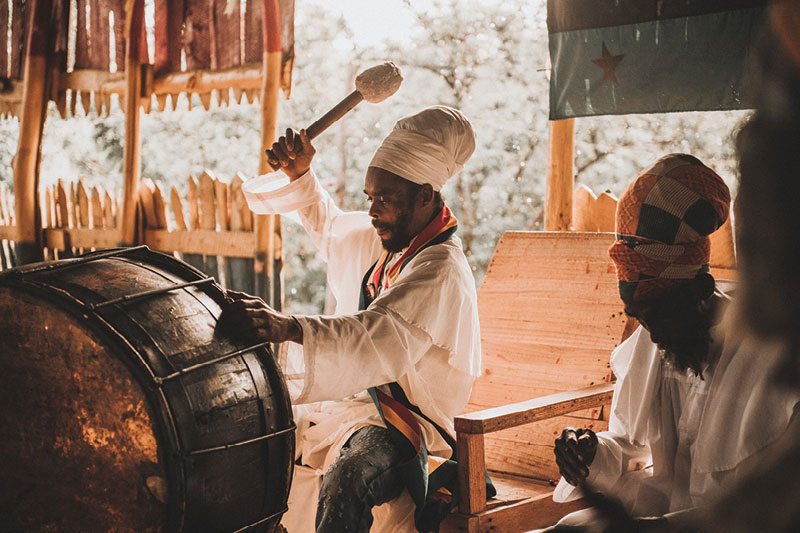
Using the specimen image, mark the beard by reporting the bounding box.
[658,333,713,377]
[373,207,414,253]
[656,310,714,377]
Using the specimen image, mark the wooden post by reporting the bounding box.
[544,118,575,231]
[256,0,283,308]
[120,0,147,245]
[457,432,487,514]
[12,0,54,264]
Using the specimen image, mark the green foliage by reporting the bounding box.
[0,120,18,185]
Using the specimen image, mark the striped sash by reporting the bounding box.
[359,207,494,531]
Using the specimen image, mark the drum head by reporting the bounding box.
[0,287,168,530]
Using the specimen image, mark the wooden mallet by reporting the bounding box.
[268,62,403,169]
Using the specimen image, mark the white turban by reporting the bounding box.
[368,105,476,191]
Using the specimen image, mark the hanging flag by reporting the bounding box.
[547,0,770,119]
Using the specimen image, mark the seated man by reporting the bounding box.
[222,106,487,533]
[547,154,800,531]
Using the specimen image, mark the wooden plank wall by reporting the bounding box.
[52,0,293,117]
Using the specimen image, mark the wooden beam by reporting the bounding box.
[43,227,119,250]
[144,229,256,257]
[14,50,48,247]
[256,0,283,307]
[457,432,487,515]
[544,118,575,231]
[155,63,263,94]
[58,69,124,93]
[0,225,18,241]
[454,382,615,435]
[13,0,53,263]
[59,64,264,105]
[473,493,585,532]
[120,0,146,245]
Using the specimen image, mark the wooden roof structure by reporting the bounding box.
[2,0,295,287]
[0,0,295,118]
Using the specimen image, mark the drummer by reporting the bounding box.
[221,106,486,533]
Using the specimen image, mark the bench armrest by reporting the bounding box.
[455,381,615,434]
[455,382,614,514]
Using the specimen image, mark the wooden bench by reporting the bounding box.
[441,231,632,532]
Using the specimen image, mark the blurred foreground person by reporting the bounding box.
[656,3,800,531]
[542,154,800,532]
[222,106,489,532]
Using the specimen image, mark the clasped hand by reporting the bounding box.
[218,290,303,344]
[554,427,598,486]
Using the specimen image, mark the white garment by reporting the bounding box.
[242,168,481,532]
[553,305,800,519]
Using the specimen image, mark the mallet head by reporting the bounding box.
[354,62,403,103]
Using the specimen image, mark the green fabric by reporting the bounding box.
[548,5,768,119]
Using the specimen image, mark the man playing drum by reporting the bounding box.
[221,106,486,532]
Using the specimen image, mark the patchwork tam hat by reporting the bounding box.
[609,154,731,302]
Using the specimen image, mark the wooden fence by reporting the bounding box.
[0,184,15,269]
[0,172,269,299]
[138,170,262,295]
[0,179,736,293]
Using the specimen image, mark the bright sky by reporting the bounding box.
[302,0,430,47]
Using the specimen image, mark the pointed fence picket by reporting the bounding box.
[139,171,262,297]
[40,179,120,261]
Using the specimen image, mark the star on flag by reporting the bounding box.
[592,42,625,86]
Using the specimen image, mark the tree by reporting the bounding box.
[384,0,553,279]
[0,0,750,312]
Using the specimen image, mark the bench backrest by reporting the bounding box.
[470,231,632,482]
[470,229,736,482]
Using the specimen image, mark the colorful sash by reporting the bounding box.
[363,205,458,302]
[359,206,494,531]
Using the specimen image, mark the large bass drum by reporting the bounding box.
[0,246,294,532]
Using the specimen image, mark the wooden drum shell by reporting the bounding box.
[0,247,294,532]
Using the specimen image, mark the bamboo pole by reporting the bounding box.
[544,118,575,231]
[12,0,54,263]
[120,0,147,245]
[256,0,283,309]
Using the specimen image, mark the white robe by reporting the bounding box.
[242,169,481,532]
[553,304,800,522]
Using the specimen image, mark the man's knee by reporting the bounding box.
[319,426,404,506]
[319,450,372,501]
[316,427,405,532]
